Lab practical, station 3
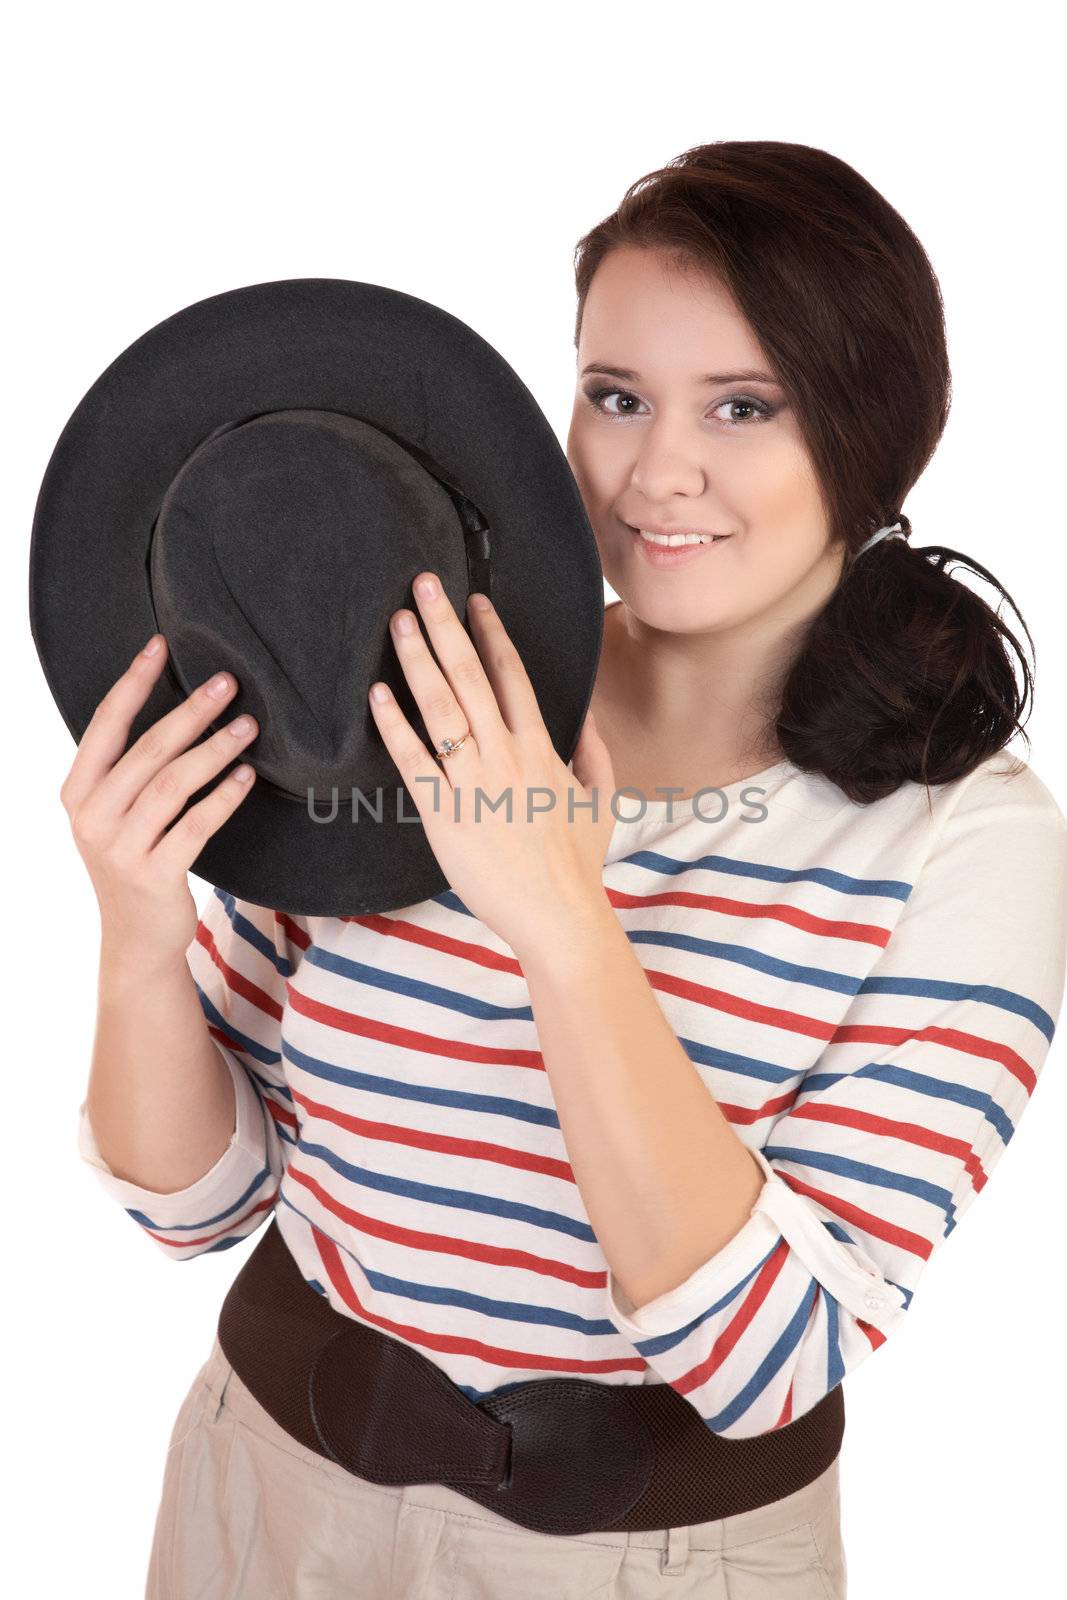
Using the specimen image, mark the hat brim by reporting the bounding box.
[29,278,605,917]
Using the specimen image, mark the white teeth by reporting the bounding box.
[636,528,722,547]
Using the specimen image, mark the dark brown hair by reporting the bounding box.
[572,141,1034,803]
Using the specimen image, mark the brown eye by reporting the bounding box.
[712,396,776,426]
[584,386,646,418]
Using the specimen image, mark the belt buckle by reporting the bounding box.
[455,1376,656,1536]
[308,1321,656,1537]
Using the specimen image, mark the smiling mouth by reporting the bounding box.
[627,524,731,547]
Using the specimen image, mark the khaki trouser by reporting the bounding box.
[146,1333,847,1598]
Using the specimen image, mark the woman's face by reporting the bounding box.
[566,245,842,637]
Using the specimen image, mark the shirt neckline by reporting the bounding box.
[608,757,794,828]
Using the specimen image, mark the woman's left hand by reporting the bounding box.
[368,572,618,958]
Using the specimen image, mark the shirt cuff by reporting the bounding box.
[76,1039,270,1226]
[605,1146,908,1340]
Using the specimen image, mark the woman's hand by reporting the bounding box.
[367,574,618,958]
[59,634,261,974]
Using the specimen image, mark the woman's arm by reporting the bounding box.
[78,890,309,1259]
[87,942,241,1194]
[519,900,766,1313]
[515,761,1067,1438]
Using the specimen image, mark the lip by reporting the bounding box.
[625,521,733,569]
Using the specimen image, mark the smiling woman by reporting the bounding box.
[566,141,1033,805]
[76,142,1066,1600]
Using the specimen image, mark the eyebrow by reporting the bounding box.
[580,362,780,386]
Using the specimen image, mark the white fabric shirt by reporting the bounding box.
[78,750,1067,1438]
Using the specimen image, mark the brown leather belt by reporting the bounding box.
[217,1217,844,1537]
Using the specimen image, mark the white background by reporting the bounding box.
[6,3,1064,1594]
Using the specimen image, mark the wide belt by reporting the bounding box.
[217,1217,844,1537]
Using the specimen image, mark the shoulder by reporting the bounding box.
[940,748,1066,824]
[830,747,1067,859]
[894,751,1067,967]
[918,749,1067,882]
[777,750,1067,942]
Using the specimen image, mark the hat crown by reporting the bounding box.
[149,409,473,800]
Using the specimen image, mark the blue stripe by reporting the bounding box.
[860,974,1055,1041]
[618,850,914,901]
[822,1220,913,1309]
[193,983,283,1069]
[765,1143,953,1212]
[306,941,534,1022]
[706,1279,820,1431]
[282,1036,561,1129]
[609,1248,781,1359]
[127,1161,273,1234]
[823,1286,845,1390]
[246,1066,294,1106]
[296,1138,598,1245]
[626,928,866,997]
[214,887,293,977]
[824,1062,1019,1152]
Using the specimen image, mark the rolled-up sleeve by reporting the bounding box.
[76,888,309,1260]
[604,764,1067,1438]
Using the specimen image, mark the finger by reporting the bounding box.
[367,681,452,820]
[77,662,242,826]
[60,632,174,815]
[406,574,510,752]
[387,603,482,775]
[152,758,258,876]
[462,591,548,742]
[121,709,261,854]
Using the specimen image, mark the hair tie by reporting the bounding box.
[854,514,911,559]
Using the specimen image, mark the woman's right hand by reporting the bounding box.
[59,633,261,973]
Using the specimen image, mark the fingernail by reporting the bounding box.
[206,673,232,699]
[468,593,492,612]
[141,635,162,656]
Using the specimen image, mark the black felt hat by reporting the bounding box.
[29,278,605,917]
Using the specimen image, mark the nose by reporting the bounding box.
[629,424,707,503]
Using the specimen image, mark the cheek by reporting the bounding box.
[730,437,820,520]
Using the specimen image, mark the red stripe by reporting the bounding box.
[310,1222,647,1376]
[346,911,525,975]
[606,885,891,948]
[143,1191,278,1250]
[195,918,283,1023]
[277,909,312,953]
[675,1238,792,1395]
[287,1162,603,1287]
[647,966,838,1041]
[788,1099,991,1193]
[288,983,545,1070]
[290,1084,574,1183]
[830,1020,1036,1094]
[777,1170,934,1260]
[263,1095,299,1138]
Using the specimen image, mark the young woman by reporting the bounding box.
[73,142,1066,1599]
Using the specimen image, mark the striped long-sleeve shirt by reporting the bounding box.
[77,749,1067,1439]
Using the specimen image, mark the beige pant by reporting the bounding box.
[146,1333,847,1598]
